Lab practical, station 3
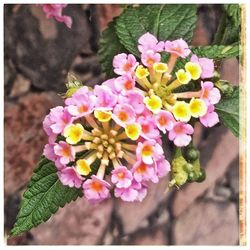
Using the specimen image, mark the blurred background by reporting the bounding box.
[4,4,239,245]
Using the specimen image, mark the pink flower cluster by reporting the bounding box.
[42,32,222,204]
[109,33,221,147]
[43,82,170,203]
[39,4,72,28]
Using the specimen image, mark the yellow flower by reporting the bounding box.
[63,123,84,145]
[135,65,150,79]
[173,101,191,122]
[76,159,91,176]
[153,62,168,73]
[189,98,207,118]
[125,123,141,141]
[144,94,162,114]
[94,110,112,122]
[185,62,202,80]
[176,69,191,84]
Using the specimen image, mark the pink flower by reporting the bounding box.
[49,106,73,134]
[58,167,84,188]
[114,180,148,202]
[83,175,111,203]
[111,166,133,188]
[112,104,136,127]
[43,114,57,143]
[132,160,156,182]
[119,90,145,114]
[135,182,148,202]
[141,50,161,67]
[65,87,96,118]
[168,122,194,147]
[114,74,136,93]
[191,55,214,79]
[201,81,221,105]
[40,4,72,28]
[114,185,139,202]
[54,141,75,164]
[200,105,219,127]
[43,143,57,161]
[155,157,171,178]
[102,78,119,94]
[165,39,190,58]
[55,159,66,170]
[138,32,164,53]
[113,53,138,75]
[155,110,175,133]
[94,85,118,110]
[137,116,160,140]
[136,141,164,165]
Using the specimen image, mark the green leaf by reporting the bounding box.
[213,4,240,45]
[10,157,82,237]
[224,4,241,28]
[191,44,240,59]
[115,4,197,56]
[215,86,239,137]
[115,7,148,56]
[98,19,127,77]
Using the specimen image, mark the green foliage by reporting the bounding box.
[213,4,241,45]
[115,7,148,56]
[192,44,240,59]
[98,19,127,77]
[224,4,241,28]
[115,5,197,56]
[10,157,82,237]
[215,87,240,137]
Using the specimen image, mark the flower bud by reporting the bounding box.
[195,168,206,182]
[187,171,197,182]
[185,148,200,162]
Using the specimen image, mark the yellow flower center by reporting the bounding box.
[153,62,168,73]
[142,145,153,156]
[144,94,162,113]
[173,101,191,122]
[176,69,191,84]
[185,62,202,80]
[94,110,112,122]
[76,159,91,176]
[189,98,207,118]
[135,65,150,79]
[125,123,141,141]
[64,123,84,145]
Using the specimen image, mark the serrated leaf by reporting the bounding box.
[224,4,241,27]
[115,7,148,56]
[115,4,197,56]
[215,86,239,137]
[98,19,127,77]
[191,44,240,59]
[10,157,82,237]
[213,4,240,45]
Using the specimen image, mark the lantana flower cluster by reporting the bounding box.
[43,32,221,204]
